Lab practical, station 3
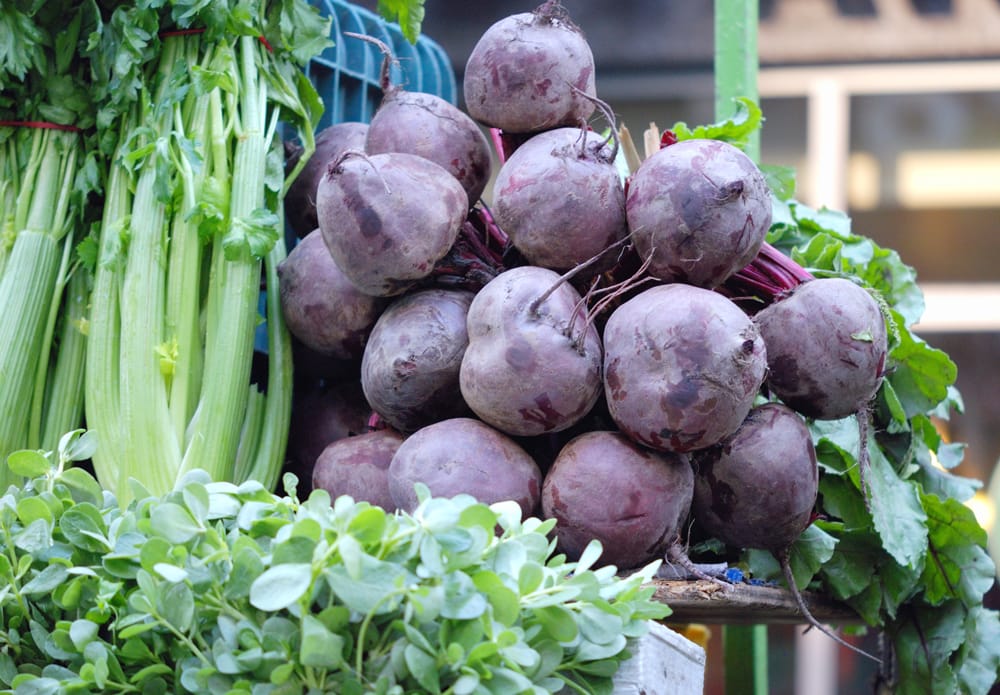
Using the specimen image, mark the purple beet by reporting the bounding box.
[348,32,492,205]
[459,266,603,437]
[361,288,475,433]
[388,417,543,516]
[286,379,372,488]
[312,428,405,511]
[691,403,818,553]
[284,122,369,238]
[602,283,767,453]
[753,277,888,421]
[277,229,387,359]
[625,138,771,288]
[492,126,627,273]
[463,1,596,133]
[691,402,879,662]
[315,151,468,297]
[542,430,693,570]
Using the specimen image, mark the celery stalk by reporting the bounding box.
[181,36,279,481]
[85,137,131,498]
[0,127,83,486]
[39,264,90,451]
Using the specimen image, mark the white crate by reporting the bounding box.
[611,621,706,694]
[559,621,707,694]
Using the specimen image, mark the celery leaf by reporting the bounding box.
[376,0,426,44]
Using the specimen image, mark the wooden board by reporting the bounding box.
[648,579,862,625]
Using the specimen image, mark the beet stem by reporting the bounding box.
[344,32,396,93]
[665,541,731,589]
[570,85,620,163]
[856,406,875,515]
[777,550,881,664]
[529,236,632,318]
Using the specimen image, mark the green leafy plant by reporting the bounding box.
[0,432,669,694]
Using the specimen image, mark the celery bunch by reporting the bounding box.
[0,2,98,488]
[83,2,329,500]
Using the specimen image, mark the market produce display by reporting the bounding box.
[281,4,999,693]
[2,0,999,693]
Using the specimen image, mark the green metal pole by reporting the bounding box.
[714,0,768,691]
[714,0,760,163]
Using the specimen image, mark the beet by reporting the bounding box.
[602,283,767,453]
[285,379,372,489]
[311,428,404,512]
[459,266,603,437]
[315,151,468,297]
[691,403,818,553]
[492,127,627,273]
[690,402,880,662]
[277,229,387,359]
[625,138,771,288]
[348,32,492,205]
[462,1,596,133]
[753,277,888,420]
[361,288,475,433]
[388,417,543,515]
[284,122,369,238]
[541,430,693,570]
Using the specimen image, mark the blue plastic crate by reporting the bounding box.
[304,0,458,129]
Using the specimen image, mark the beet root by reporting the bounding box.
[459,266,603,437]
[603,283,767,453]
[311,428,404,512]
[753,277,888,420]
[625,138,772,288]
[277,229,387,359]
[286,379,372,490]
[361,288,475,433]
[492,127,627,273]
[365,90,492,205]
[691,403,818,553]
[315,151,468,297]
[388,417,543,516]
[691,402,881,662]
[285,121,369,238]
[542,430,693,570]
[462,1,596,133]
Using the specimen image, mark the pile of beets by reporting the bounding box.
[278,0,888,657]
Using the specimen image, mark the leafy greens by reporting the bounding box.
[0,432,669,694]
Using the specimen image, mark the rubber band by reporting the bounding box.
[158,27,274,52]
[0,120,82,132]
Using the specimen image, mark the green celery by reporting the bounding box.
[83,2,327,500]
[39,264,90,451]
[0,127,83,487]
[84,130,131,498]
[246,195,294,491]
[180,37,271,479]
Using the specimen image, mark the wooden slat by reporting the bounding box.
[648,579,862,625]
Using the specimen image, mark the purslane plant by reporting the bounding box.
[0,431,670,694]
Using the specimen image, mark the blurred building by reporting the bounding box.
[359,0,1000,691]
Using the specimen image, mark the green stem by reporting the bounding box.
[181,36,271,480]
[0,232,61,467]
[165,95,208,447]
[32,235,82,450]
[715,0,760,163]
[244,195,294,490]
[85,136,131,498]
